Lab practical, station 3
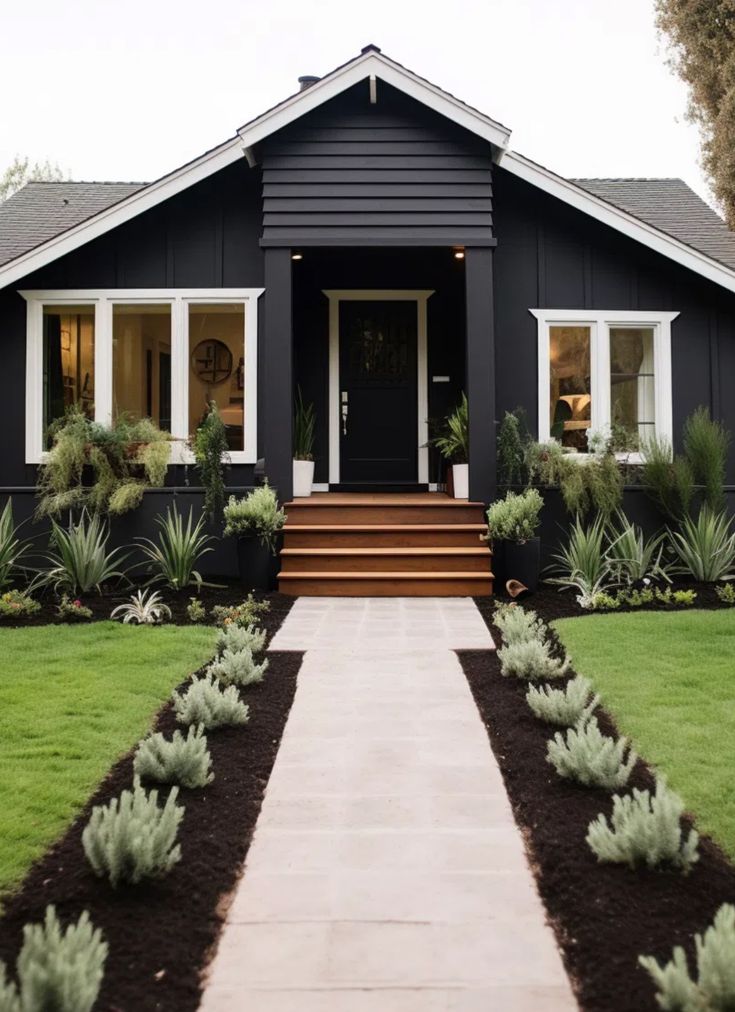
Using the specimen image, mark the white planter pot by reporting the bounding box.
[452,463,469,500]
[293,459,315,497]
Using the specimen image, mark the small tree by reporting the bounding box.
[192,401,229,519]
[0,156,67,202]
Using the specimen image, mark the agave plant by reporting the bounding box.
[605,511,671,586]
[0,498,32,590]
[111,589,172,625]
[36,510,129,595]
[548,514,616,607]
[138,505,215,590]
[668,507,735,583]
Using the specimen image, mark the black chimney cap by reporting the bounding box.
[361,43,381,54]
[298,75,320,91]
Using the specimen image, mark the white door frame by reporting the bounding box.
[323,289,434,486]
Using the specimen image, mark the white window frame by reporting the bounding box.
[21,288,263,466]
[531,308,678,461]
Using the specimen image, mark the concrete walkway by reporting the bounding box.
[200,598,577,1011]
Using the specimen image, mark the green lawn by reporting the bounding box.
[0,621,215,898]
[555,610,735,859]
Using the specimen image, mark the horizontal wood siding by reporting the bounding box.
[260,81,494,247]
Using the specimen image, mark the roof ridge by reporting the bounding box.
[23,180,147,186]
[571,176,683,182]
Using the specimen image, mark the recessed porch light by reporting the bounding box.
[291,252,304,261]
[453,248,465,260]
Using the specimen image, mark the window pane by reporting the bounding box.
[549,325,591,451]
[609,327,655,449]
[188,304,245,451]
[43,305,95,445]
[113,304,172,429]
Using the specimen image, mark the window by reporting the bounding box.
[23,289,263,464]
[533,309,677,456]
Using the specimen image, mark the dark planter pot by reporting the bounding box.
[502,537,541,594]
[236,534,282,591]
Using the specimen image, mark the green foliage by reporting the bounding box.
[187,596,207,622]
[716,583,735,605]
[497,409,528,485]
[216,622,266,656]
[0,155,67,202]
[526,675,599,727]
[526,441,623,517]
[549,514,613,607]
[0,906,106,1012]
[0,499,31,591]
[669,507,735,582]
[172,673,250,730]
[683,407,730,514]
[587,779,699,872]
[138,505,215,590]
[486,488,543,544]
[211,594,270,628]
[589,591,622,611]
[294,386,316,461]
[0,589,41,619]
[223,484,286,552]
[640,903,735,1011]
[110,589,172,625]
[593,586,699,610]
[547,716,637,789]
[493,603,546,645]
[37,510,129,595]
[432,393,469,464]
[82,777,183,887]
[134,725,213,788]
[606,511,670,586]
[207,646,268,687]
[192,402,229,519]
[56,593,92,621]
[498,637,570,681]
[641,435,694,523]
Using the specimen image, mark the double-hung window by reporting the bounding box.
[23,289,263,465]
[532,309,677,457]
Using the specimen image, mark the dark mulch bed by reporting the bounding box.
[0,593,302,1012]
[460,599,735,1012]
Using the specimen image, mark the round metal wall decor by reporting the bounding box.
[191,339,233,385]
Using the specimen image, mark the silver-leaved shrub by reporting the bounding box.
[207,647,268,687]
[493,603,546,645]
[134,726,213,789]
[526,675,600,727]
[546,717,636,789]
[172,674,250,730]
[215,623,266,656]
[498,637,570,681]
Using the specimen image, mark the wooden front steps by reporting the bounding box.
[279,493,493,596]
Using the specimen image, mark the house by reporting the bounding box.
[1,45,734,591]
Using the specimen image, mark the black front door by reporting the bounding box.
[339,300,418,485]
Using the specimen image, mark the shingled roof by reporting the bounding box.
[572,177,735,272]
[0,181,145,267]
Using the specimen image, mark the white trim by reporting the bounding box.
[531,308,678,451]
[21,288,263,465]
[323,289,434,485]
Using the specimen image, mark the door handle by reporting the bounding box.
[341,391,348,436]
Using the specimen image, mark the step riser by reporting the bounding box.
[286,505,484,526]
[280,554,493,574]
[279,577,494,597]
[282,530,486,548]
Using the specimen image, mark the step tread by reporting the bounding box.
[283,524,486,532]
[281,547,491,556]
[286,498,484,508]
[278,570,494,580]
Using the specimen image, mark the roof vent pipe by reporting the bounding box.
[298,75,320,91]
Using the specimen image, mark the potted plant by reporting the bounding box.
[434,393,469,499]
[485,487,544,592]
[293,386,315,498]
[223,482,286,590]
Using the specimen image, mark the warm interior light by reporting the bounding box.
[453,248,465,260]
[291,252,303,261]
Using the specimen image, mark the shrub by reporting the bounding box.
[207,647,268,687]
[605,511,670,586]
[110,588,171,625]
[549,514,614,607]
[172,674,250,730]
[0,906,107,1012]
[589,591,621,611]
[138,505,215,590]
[56,593,92,621]
[0,499,31,591]
[493,603,546,645]
[640,903,735,1012]
[526,675,599,727]
[547,717,637,789]
[641,434,695,523]
[655,587,697,607]
[211,593,270,628]
[669,508,735,583]
[134,726,213,789]
[683,406,730,515]
[186,596,207,622]
[587,779,699,871]
[223,484,286,552]
[498,637,570,681]
[82,777,183,887]
[192,401,229,520]
[486,488,543,543]
[37,510,129,595]
[0,590,41,619]
[497,409,529,485]
[216,622,266,656]
[716,583,735,606]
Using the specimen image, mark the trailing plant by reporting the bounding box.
[548,514,615,608]
[134,726,213,789]
[216,622,266,656]
[172,673,250,730]
[526,441,623,517]
[0,906,107,1012]
[526,675,599,727]
[0,499,31,591]
[0,589,41,619]
[547,717,637,789]
[587,778,699,872]
[605,511,671,586]
[186,596,206,622]
[192,401,229,520]
[82,777,183,887]
[432,393,469,464]
[37,511,129,595]
[485,488,543,544]
[683,406,730,514]
[56,593,92,621]
[497,409,528,485]
[640,903,735,1012]
[497,637,570,681]
[110,588,172,625]
[716,583,735,606]
[211,594,270,627]
[669,507,735,583]
[138,505,215,590]
[223,484,286,553]
[207,646,268,687]
[293,385,315,461]
[493,603,546,645]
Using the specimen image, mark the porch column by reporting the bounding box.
[263,247,293,502]
[465,246,496,504]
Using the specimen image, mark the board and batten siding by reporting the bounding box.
[259,81,494,248]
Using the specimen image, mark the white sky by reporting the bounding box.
[0,0,716,210]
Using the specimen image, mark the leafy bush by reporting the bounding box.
[172,674,250,730]
[641,434,695,523]
[640,903,735,1012]
[192,401,229,520]
[547,717,637,789]
[669,508,735,582]
[223,484,286,552]
[497,409,528,485]
[216,622,266,656]
[486,488,543,543]
[110,589,171,625]
[187,596,206,622]
[134,726,213,789]
[82,777,183,887]
[211,593,270,628]
[0,499,31,591]
[683,406,730,515]
[56,593,92,621]
[526,676,599,727]
[526,441,623,517]
[139,505,215,590]
[207,647,268,687]
[0,590,41,619]
[0,906,107,1012]
[716,583,735,606]
[549,514,614,607]
[498,637,570,681]
[294,386,315,461]
[432,393,469,464]
[589,591,622,611]
[587,779,699,871]
[37,510,129,595]
[606,511,670,586]
[493,603,546,645]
